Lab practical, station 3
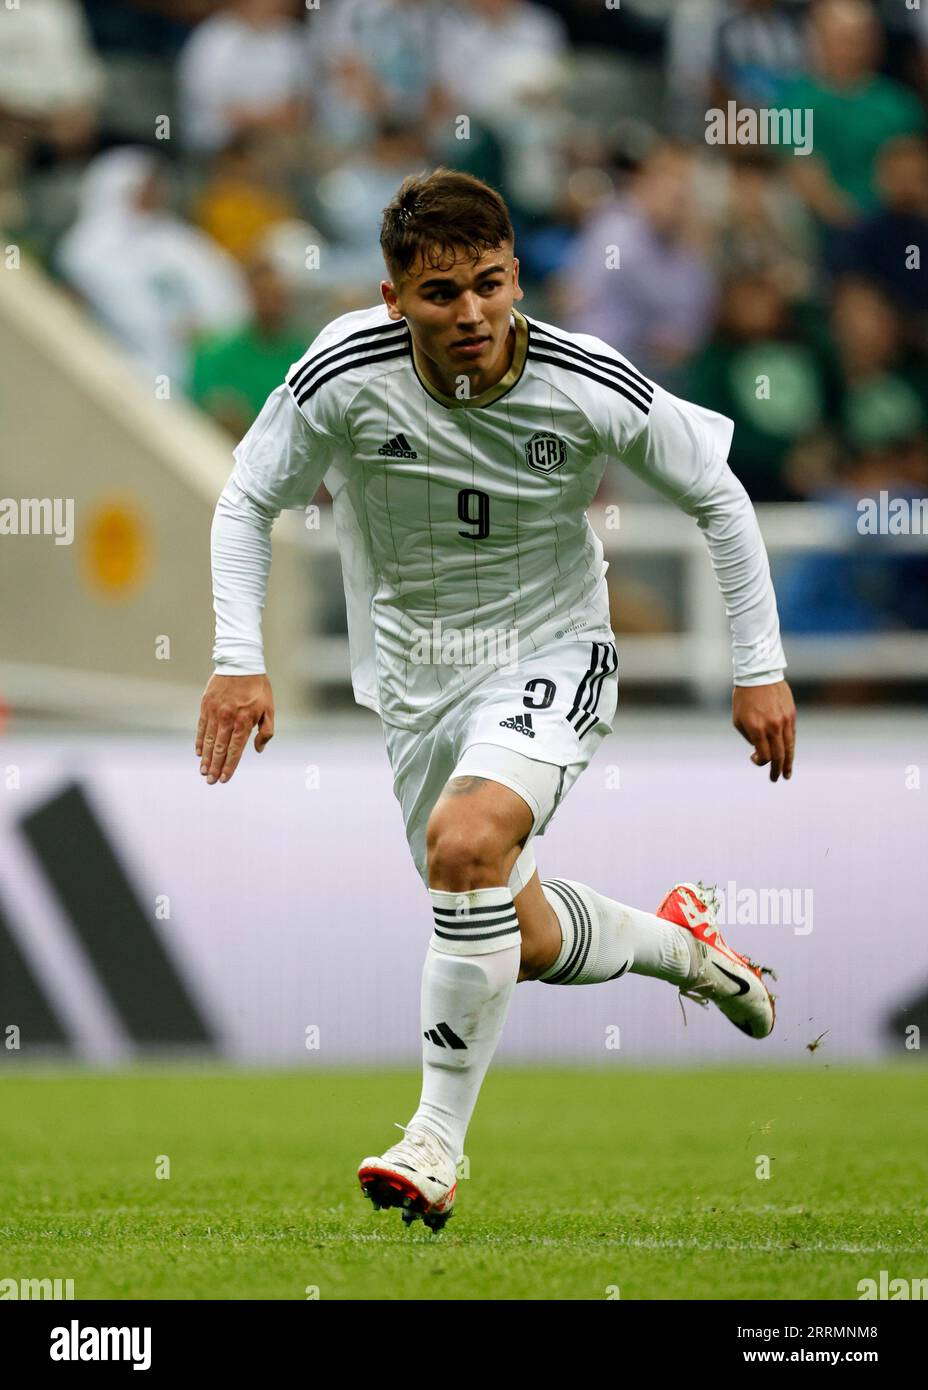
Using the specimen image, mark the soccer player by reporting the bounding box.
[198,169,796,1233]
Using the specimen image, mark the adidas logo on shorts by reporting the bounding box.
[499,712,535,738]
[378,432,418,458]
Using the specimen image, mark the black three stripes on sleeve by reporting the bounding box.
[288,321,411,408]
[525,322,653,416]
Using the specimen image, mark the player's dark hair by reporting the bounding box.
[380,168,514,282]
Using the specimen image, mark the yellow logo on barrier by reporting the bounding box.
[82,499,149,597]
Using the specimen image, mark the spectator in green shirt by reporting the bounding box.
[828,275,927,450]
[783,0,924,228]
[191,254,309,438]
[685,272,832,502]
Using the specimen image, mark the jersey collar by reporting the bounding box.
[410,308,528,409]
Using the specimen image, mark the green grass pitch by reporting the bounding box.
[1,1066,925,1300]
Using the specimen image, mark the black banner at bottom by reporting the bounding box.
[1,1297,922,1374]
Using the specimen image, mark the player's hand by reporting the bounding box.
[732,680,796,782]
[196,674,275,785]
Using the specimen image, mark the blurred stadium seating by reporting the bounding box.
[2,0,926,727]
[0,0,926,1047]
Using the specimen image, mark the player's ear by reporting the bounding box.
[381,279,404,319]
[511,257,524,302]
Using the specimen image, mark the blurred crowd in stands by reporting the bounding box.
[1,0,926,646]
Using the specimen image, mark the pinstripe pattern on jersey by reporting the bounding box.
[541,879,593,983]
[526,320,653,415]
[287,320,410,406]
[567,641,618,738]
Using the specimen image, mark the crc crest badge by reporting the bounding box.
[524,431,567,475]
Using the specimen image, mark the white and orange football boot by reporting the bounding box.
[358,1123,457,1232]
[656,881,777,1039]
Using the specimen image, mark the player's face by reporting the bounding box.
[382,244,523,391]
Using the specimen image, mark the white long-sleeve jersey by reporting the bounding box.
[211,303,786,731]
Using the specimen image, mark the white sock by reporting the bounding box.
[537,879,693,986]
[406,886,521,1165]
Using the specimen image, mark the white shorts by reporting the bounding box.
[382,637,619,895]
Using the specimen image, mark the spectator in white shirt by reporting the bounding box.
[434,0,568,120]
[57,146,249,388]
[0,0,104,160]
[177,0,313,155]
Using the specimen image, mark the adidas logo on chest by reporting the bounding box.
[377,432,418,458]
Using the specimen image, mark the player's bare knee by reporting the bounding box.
[426,819,510,891]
